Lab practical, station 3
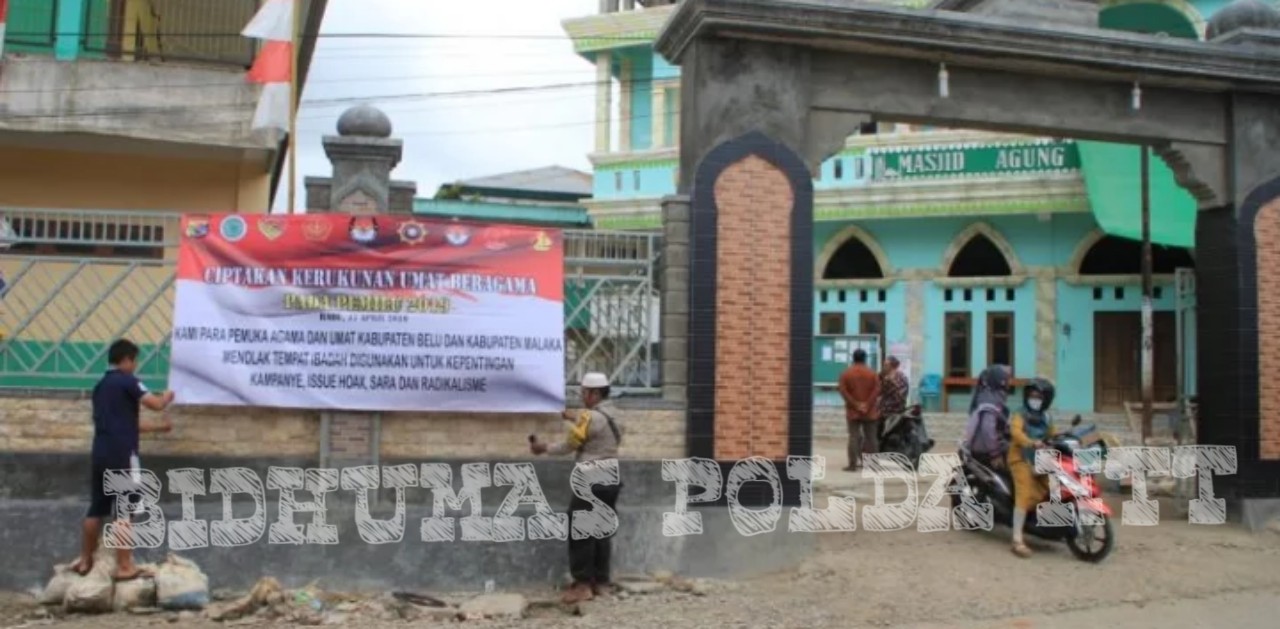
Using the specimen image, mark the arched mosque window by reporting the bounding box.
[948,234,1012,278]
[1079,236,1196,275]
[823,236,884,280]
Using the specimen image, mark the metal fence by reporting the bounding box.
[0,209,661,394]
[81,0,259,68]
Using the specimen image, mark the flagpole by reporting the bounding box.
[287,0,302,215]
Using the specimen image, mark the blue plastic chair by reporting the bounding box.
[918,374,943,412]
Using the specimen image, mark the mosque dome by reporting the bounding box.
[1206,0,1280,39]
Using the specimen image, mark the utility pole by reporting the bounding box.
[1141,145,1154,443]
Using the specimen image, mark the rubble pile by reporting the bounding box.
[30,561,727,625]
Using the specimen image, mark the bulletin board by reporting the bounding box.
[814,334,881,387]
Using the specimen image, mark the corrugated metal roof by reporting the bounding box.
[458,166,593,197]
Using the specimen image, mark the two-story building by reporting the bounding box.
[1,0,328,387]
[562,0,1227,414]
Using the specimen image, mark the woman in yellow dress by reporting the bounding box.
[1007,378,1056,558]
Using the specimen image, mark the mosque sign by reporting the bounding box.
[870,140,1080,180]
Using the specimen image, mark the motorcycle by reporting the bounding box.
[878,404,935,470]
[948,416,1114,563]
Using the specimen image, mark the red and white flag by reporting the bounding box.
[1,0,11,58]
[243,0,295,132]
[242,0,295,42]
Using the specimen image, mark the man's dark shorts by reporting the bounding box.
[86,461,136,520]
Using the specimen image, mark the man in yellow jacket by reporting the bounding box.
[530,373,625,603]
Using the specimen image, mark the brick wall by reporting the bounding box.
[711,155,794,461]
[1257,201,1280,460]
[0,397,686,461]
[0,397,318,458]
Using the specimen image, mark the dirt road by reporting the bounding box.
[5,506,1278,628]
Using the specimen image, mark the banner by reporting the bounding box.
[169,214,566,413]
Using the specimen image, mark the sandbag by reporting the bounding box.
[43,540,119,607]
[154,554,209,610]
[38,564,78,606]
[64,574,114,614]
[112,564,158,611]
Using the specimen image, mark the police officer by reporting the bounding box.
[530,373,625,604]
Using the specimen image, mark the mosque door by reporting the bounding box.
[1094,312,1176,412]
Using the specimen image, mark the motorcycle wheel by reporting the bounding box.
[949,485,986,532]
[1066,515,1114,563]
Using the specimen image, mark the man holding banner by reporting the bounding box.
[530,373,625,604]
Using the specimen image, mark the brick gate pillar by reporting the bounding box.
[686,132,814,505]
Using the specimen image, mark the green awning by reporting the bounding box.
[1077,141,1197,248]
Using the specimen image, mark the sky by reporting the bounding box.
[274,0,601,212]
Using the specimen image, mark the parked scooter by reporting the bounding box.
[878,404,935,470]
[949,416,1114,562]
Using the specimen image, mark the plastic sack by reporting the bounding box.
[64,574,113,614]
[154,554,209,610]
[38,564,78,606]
[112,564,158,611]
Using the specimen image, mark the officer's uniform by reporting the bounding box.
[547,381,624,589]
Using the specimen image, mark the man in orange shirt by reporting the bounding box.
[838,349,880,471]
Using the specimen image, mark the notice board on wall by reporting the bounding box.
[813,334,881,386]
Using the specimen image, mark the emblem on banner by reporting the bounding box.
[532,231,553,252]
[258,218,285,241]
[348,216,379,245]
[445,224,471,247]
[303,218,332,242]
[484,228,510,251]
[219,216,248,243]
[398,220,429,245]
[185,216,210,239]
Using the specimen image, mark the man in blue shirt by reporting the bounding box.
[70,339,175,581]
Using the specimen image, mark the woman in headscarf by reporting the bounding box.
[1007,378,1058,558]
[961,365,1011,467]
[970,364,1011,414]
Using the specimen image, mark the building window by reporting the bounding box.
[833,159,844,180]
[1079,235,1195,275]
[664,87,679,147]
[633,170,641,191]
[853,158,866,180]
[614,172,623,191]
[820,313,846,335]
[0,218,165,260]
[945,312,972,378]
[949,234,1012,278]
[822,235,884,280]
[860,312,886,359]
[987,312,1015,371]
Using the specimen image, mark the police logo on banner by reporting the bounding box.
[219,216,248,242]
[533,231,553,253]
[303,218,332,242]
[348,216,379,245]
[186,216,210,239]
[445,225,471,247]
[259,218,286,241]
[398,220,429,245]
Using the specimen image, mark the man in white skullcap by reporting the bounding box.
[530,372,625,604]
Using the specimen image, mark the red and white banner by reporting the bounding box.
[169,214,566,413]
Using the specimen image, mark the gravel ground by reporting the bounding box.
[5,494,1279,629]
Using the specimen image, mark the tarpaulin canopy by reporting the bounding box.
[1077,141,1197,248]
